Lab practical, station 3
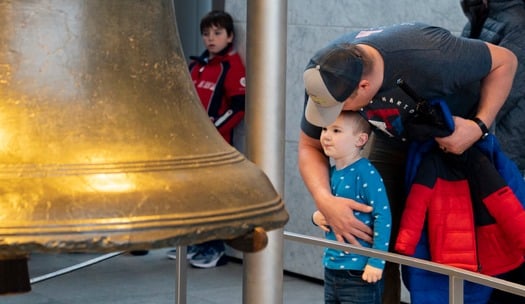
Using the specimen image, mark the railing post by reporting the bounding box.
[449,276,464,304]
[175,246,187,304]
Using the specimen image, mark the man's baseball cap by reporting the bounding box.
[303,43,363,127]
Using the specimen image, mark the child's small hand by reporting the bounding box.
[362,265,383,283]
[312,210,330,232]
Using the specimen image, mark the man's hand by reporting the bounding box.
[318,194,373,245]
[362,265,383,283]
[435,116,481,154]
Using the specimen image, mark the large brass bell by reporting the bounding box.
[0,0,288,293]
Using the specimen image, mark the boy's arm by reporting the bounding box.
[215,54,246,135]
[363,167,392,270]
[214,95,245,128]
[312,210,330,232]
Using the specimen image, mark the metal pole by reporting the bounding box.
[175,246,187,304]
[30,251,124,284]
[449,276,464,304]
[244,0,287,304]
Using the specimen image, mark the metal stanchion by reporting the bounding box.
[175,246,187,304]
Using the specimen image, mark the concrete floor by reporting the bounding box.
[1,249,324,304]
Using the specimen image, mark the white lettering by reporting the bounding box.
[378,96,416,113]
[196,81,216,91]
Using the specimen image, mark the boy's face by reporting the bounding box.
[202,25,233,57]
[320,115,361,160]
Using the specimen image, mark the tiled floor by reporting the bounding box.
[1,249,324,304]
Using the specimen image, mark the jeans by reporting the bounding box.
[324,268,384,304]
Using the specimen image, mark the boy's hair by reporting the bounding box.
[200,10,235,36]
[341,111,371,135]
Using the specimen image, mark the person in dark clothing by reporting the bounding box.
[461,1,525,302]
[461,0,525,175]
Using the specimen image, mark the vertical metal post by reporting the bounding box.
[175,246,187,304]
[244,0,288,304]
[449,276,464,304]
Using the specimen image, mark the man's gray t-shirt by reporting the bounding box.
[302,22,492,141]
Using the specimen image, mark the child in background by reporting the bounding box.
[312,111,391,304]
[167,10,246,269]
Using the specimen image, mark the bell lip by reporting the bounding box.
[0,207,288,255]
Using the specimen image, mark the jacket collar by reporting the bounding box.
[189,43,234,65]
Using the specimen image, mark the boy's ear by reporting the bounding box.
[356,132,369,148]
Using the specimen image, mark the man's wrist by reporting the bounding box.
[472,117,489,140]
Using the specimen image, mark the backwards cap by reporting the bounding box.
[303,43,363,127]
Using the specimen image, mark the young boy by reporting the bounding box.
[312,111,391,304]
[167,10,246,268]
[188,10,246,144]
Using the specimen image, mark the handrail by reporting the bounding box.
[283,231,525,304]
[30,251,124,284]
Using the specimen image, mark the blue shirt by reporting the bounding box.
[323,158,392,271]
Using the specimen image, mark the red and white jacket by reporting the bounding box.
[189,45,246,144]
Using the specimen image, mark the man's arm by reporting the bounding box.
[436,43,517,154]
[298,130,373,244]
[477,43,518,127]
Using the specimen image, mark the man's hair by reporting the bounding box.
[200,10,235,36]
[341,111,371,135]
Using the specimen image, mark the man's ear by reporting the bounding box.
[356,132,369,148]
[357,79,370,91]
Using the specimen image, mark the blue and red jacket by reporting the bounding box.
[387,95,525,303]
[395,143,525,276]
[395,132,525,304]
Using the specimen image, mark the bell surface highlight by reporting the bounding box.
[0,0,288,257]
